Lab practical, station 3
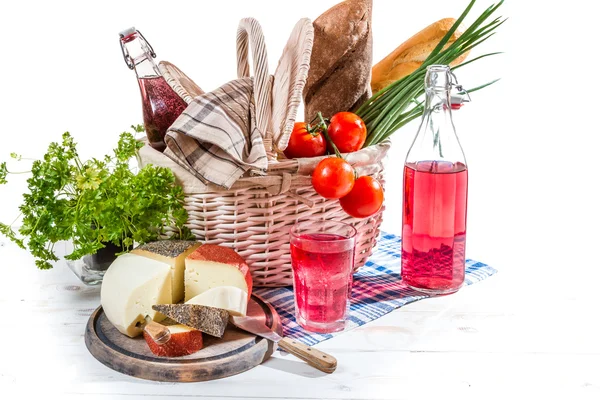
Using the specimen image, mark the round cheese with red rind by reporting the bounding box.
[143,324,204,357]
[184,245,253,303]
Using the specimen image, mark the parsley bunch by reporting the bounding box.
[0,125,191,269]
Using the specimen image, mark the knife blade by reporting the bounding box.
[230,315,337,373]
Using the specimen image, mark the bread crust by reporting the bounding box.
[371,18,469,93]
[303,0,373,119]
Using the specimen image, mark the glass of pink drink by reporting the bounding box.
[290,221,357,333]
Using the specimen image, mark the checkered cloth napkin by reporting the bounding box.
[164,77,268,189]
[254,232,497,346]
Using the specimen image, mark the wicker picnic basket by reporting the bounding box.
[139,18,390,287]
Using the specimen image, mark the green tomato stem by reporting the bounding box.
[316,112,343,159]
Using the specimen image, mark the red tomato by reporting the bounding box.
[312,157,355,199]
[284,122,326,159]
[327,112,367,153]
[339,176,384,218]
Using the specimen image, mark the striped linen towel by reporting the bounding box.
[254,232,497,346]
[164,77,268,189]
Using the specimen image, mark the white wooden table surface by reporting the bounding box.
[2,228,598,400]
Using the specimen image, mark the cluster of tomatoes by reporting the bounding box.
[284,112,384,219]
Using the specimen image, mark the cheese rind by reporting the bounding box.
[152,304,229,337]
[186,286,248,316]
[143,324,204,357]
[100,253,172,338]
[131,241,200,303]
[184,245,253,302]
[185,260,252,302]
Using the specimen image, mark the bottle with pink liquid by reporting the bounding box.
[119,28,187,152]
[401,65,468,295]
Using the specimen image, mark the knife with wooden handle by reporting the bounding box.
[230,315,337,373]
[150,303,337,372]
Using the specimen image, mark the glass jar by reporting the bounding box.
[65,242,120,285]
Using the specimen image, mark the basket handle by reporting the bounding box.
[236,18,273,146]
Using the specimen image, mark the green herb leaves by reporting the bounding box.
[0,163,7,185]
[357,0,506,145]
[0,126,191,269]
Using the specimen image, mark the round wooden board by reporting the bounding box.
[85,295,282,382]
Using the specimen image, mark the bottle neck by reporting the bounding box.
[425,86,450,107]
[134,58,161,79]
[422,64,453,129]
[425,88,454,152]
[123,34,161,78]
[423,87,453,139]
[406,86,465,166]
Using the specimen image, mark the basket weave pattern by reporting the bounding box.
[166,162,386,287]
[150,18,388,287]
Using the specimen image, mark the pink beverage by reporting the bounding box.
[401,160,468,294]
[120,28,188,152]
[138,76,188,151]
[402,65,469,295]
[290,222,356,333]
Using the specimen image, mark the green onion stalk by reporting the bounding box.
[356,0,506,146]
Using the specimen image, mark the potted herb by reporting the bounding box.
[0,125,191,283]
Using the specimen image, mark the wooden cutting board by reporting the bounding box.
[85,295,282,382]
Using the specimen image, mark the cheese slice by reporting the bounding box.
[184,245,253,302]
[186,286,248,316]
[143,324,204,357]
[167,324,198,334]
[100,253,172,337]
[131,241,200,303]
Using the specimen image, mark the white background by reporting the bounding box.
[1,0,598,398]
[1,0,597,276]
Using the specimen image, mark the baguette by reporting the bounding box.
[371,18,469,93]
[303,0,373,120]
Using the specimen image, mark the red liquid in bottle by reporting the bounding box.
[401,161,468,294]
[138,76,188,151]
[290,233,354,333]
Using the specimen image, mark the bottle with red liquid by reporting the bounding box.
[119,27,188,152]
[401,65,468,295]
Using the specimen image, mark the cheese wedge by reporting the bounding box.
[101,253,172,337]
[101,242,253,338]
[152,304,229,337]
[186,286,248,316]
[131,241,200,303]
[184,245,253,302]
[143,324,204,357]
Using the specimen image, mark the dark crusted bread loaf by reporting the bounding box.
[303,0,373,120]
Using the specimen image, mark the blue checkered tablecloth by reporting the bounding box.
[254,231,497,346]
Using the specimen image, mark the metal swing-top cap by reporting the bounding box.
[119,27,156,70]
[425,65,471,109]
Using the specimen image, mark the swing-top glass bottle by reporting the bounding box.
[119,27,187,152]
[401,65,468,295]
